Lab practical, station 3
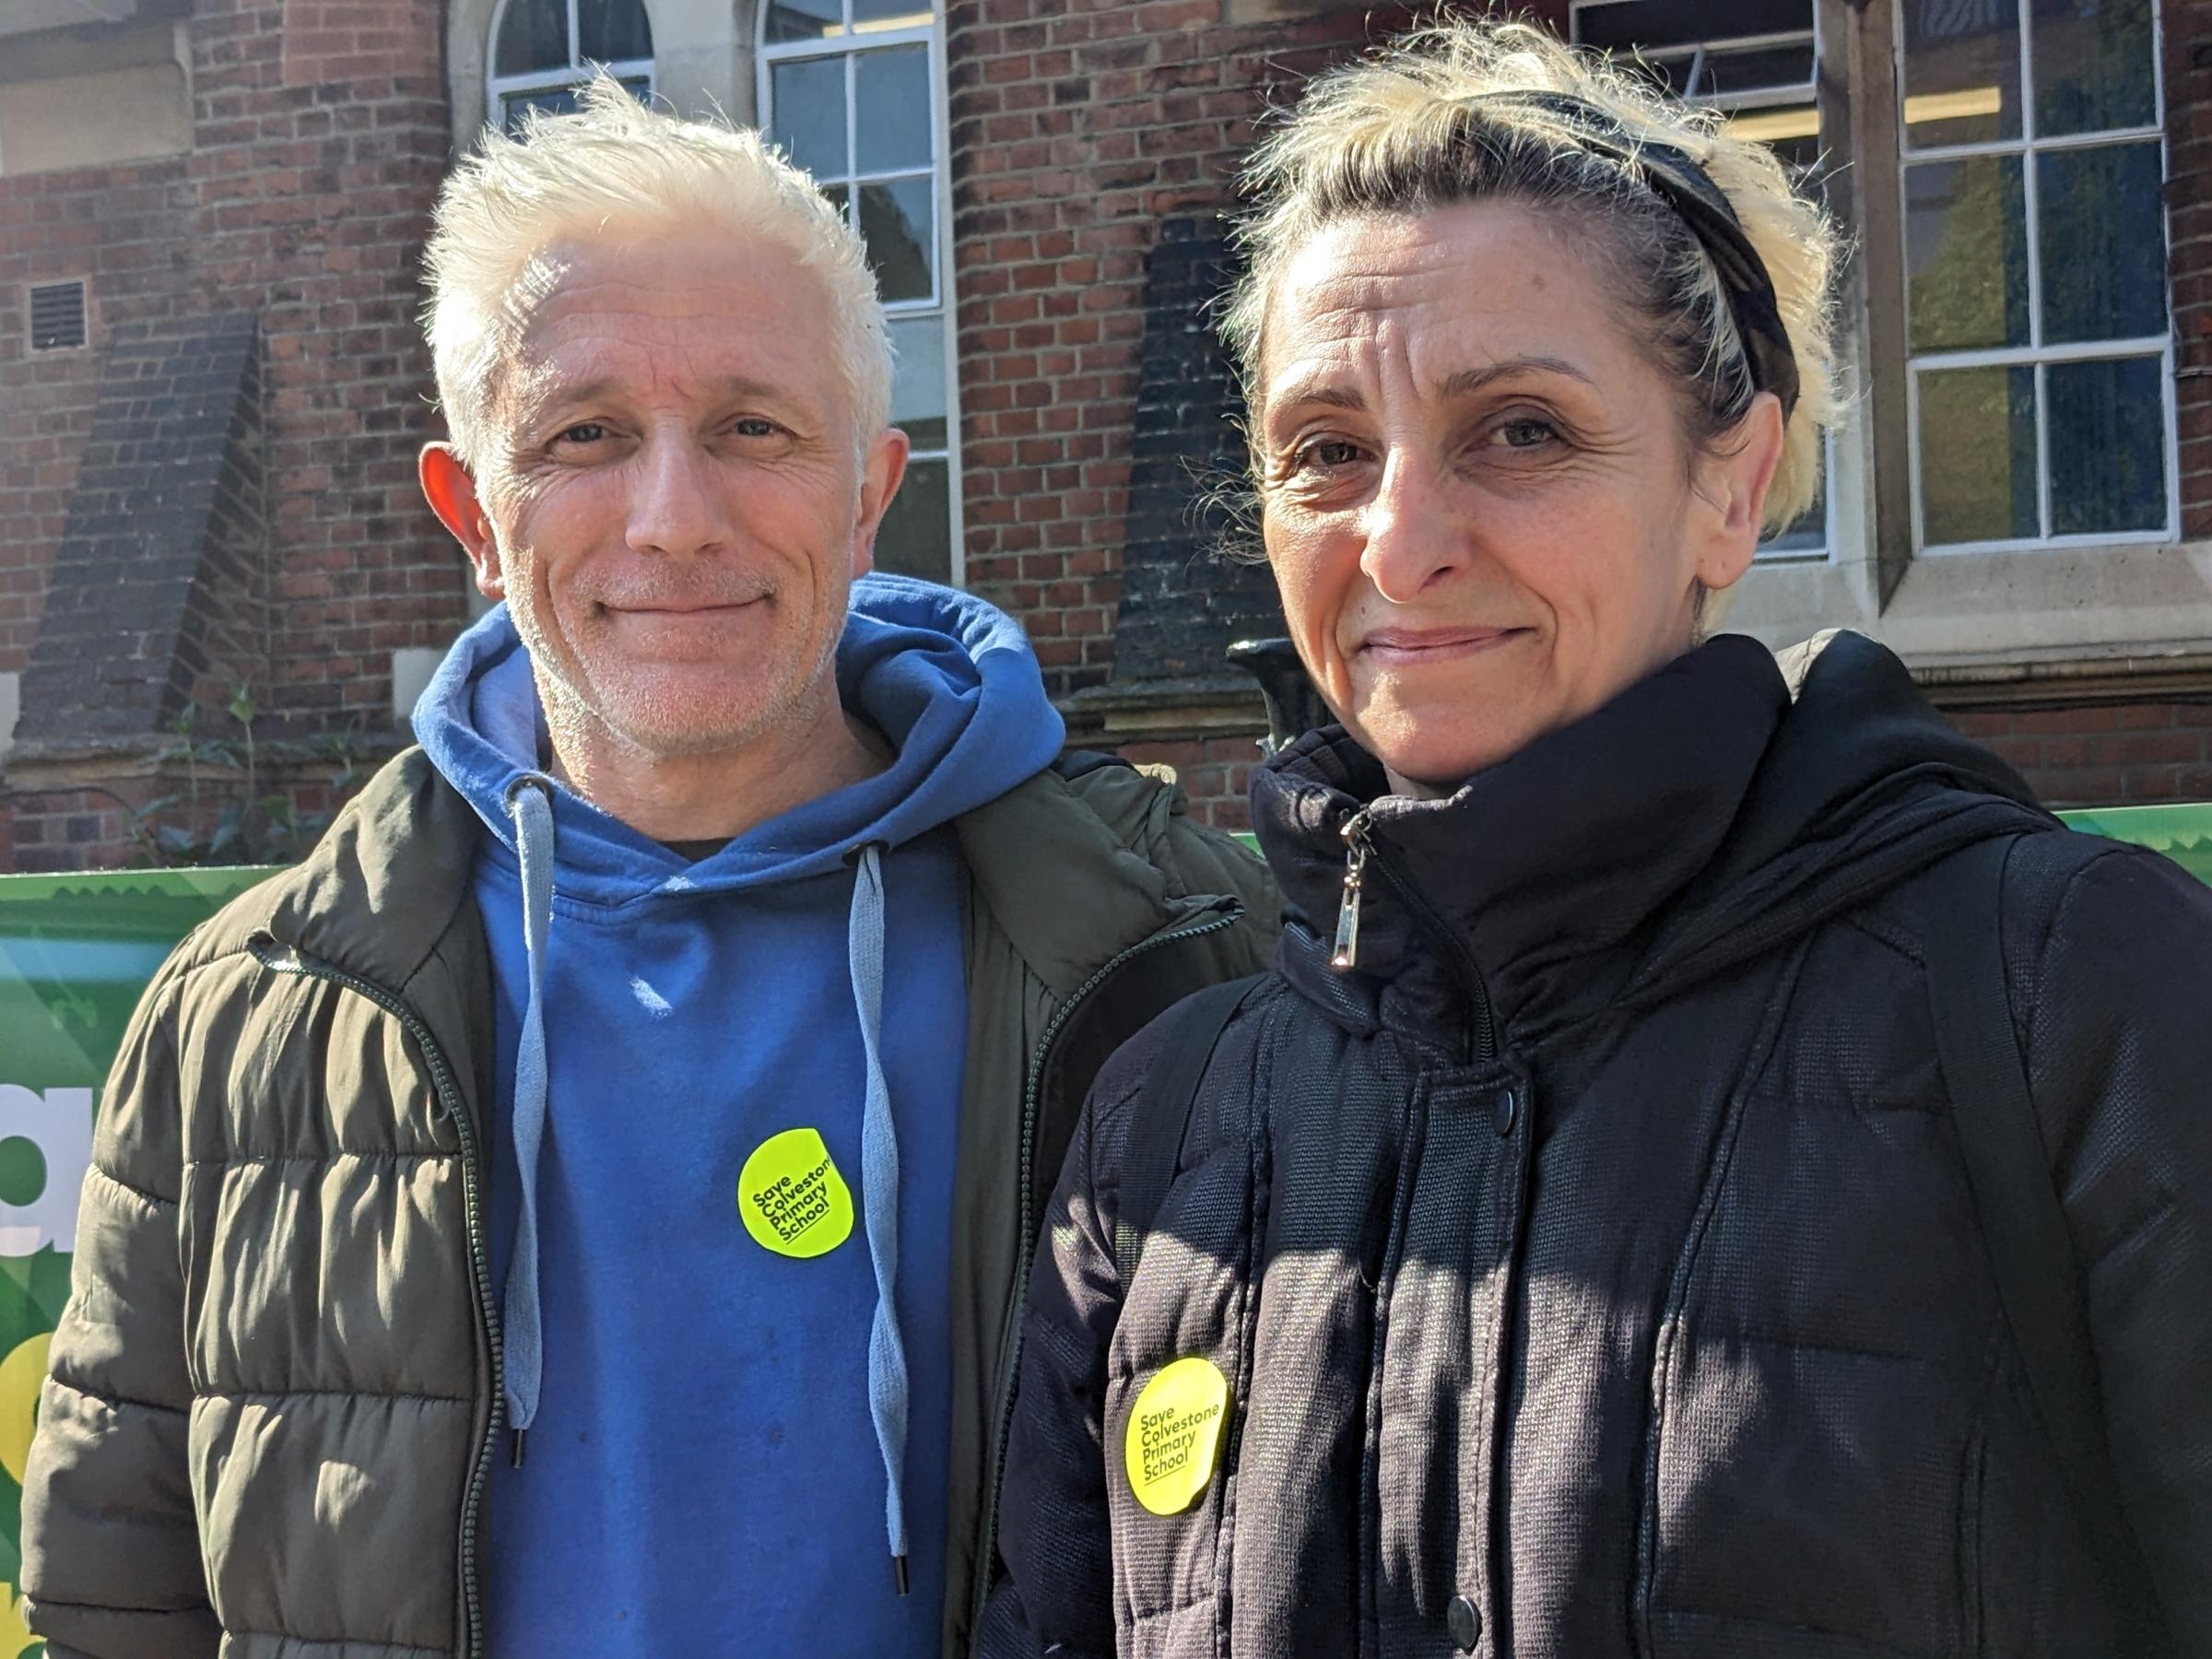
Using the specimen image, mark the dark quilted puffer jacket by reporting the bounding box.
[982,630,2212,1659]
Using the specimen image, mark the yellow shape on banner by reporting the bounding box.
[0,1333,49,1488]
[737,1128,854,1259]
[0,1580,33,1659]
[1124,1355,1231,1516]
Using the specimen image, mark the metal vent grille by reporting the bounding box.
[29,281,88,351]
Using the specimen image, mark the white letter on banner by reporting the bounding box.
[0,1087,94,1257]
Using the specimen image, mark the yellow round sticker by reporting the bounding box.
[1124,1356,1232,1516]
[737,1128,854,1259]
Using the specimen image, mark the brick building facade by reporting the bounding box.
[0,0,457,869]
[2,0,2206,869]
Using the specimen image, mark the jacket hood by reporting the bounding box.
[411,572,1066,908]
[1252,629,2052,1047]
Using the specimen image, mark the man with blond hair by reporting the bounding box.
[19,83,1276,1658]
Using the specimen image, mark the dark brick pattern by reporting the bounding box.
[0,154,194,677]
[18,312,265,741]
[1109,214,1284,689]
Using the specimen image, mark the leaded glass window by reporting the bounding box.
[1900,0,2173,549]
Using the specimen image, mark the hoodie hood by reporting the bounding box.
[413,571,1065,903]
[1253,629,2051,1048]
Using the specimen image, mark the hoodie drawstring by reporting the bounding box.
[504,774,558,1467]
[847,842,911,1594]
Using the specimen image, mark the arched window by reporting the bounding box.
[759,0,959,583]
[488,0,654,133]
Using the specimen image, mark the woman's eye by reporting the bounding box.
[1297,438,1363,471]
[1493,418,1557,450]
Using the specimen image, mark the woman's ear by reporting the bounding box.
[1693,390,1787,594]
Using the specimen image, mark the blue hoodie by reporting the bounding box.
[414,574,1065,1654]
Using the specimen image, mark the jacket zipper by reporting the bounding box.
[1336,810,1497,1065]
[250,934,502,1659]
[967,906,1245,1636]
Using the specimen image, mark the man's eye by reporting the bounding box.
[559,422,607,445]
[731,417,780,439]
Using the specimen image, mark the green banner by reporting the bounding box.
[0,865,274,1653]
[2055,804,2212,887]
[0,803,2206,1648]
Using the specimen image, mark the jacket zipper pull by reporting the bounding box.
[1333,809,1373,971]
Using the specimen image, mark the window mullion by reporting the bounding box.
[568,0,582,73]
[2036,359,2053,539]
[845,52,861,229]
[2017,0,2046,535]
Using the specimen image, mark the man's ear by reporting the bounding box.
[421,444,504,601]
[1692,390,1787,595]
[850,427,912,581]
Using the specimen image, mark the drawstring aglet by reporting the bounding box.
[892,1555,909,1596]
[510,1426,527,1468]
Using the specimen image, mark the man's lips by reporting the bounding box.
[599,596,764,618]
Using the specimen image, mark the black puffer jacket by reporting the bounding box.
[984,631,2212,1659]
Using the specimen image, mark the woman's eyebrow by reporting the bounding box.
[1437,356,1596,397]
[1270,380,1368,416]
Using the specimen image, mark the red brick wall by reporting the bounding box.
[2,789,138,877]
[1947,701,2212,807]
[1119,732,1263,829]
[945,0,1571,700]
[188,0,461,729]
[1,0,462,870]
[0,0,461,724]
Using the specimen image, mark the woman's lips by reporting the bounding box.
[1356,626,1527,665]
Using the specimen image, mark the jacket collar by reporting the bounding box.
[951,760,1240,999]
[244,747,480,992]
[247,746,1229,1014]
[1253,635,1797,1046]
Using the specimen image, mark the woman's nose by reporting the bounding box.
[1358,455,1467,604]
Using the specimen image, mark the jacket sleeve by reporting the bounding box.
[20,956,220,1657]
[2023,843,2212,1648]
[989,1062,1140,1659]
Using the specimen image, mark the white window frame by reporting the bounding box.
[759,3,964,586]
[1570,2,1835,562]
[486,0,654,132]
[1897,0,2176,556]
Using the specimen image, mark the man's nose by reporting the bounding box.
[1358,454,1467,605]
[626,435,726,559]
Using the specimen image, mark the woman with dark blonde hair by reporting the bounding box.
[978,18,2210,1658]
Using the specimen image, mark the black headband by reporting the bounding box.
[1460,89,1801,421]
